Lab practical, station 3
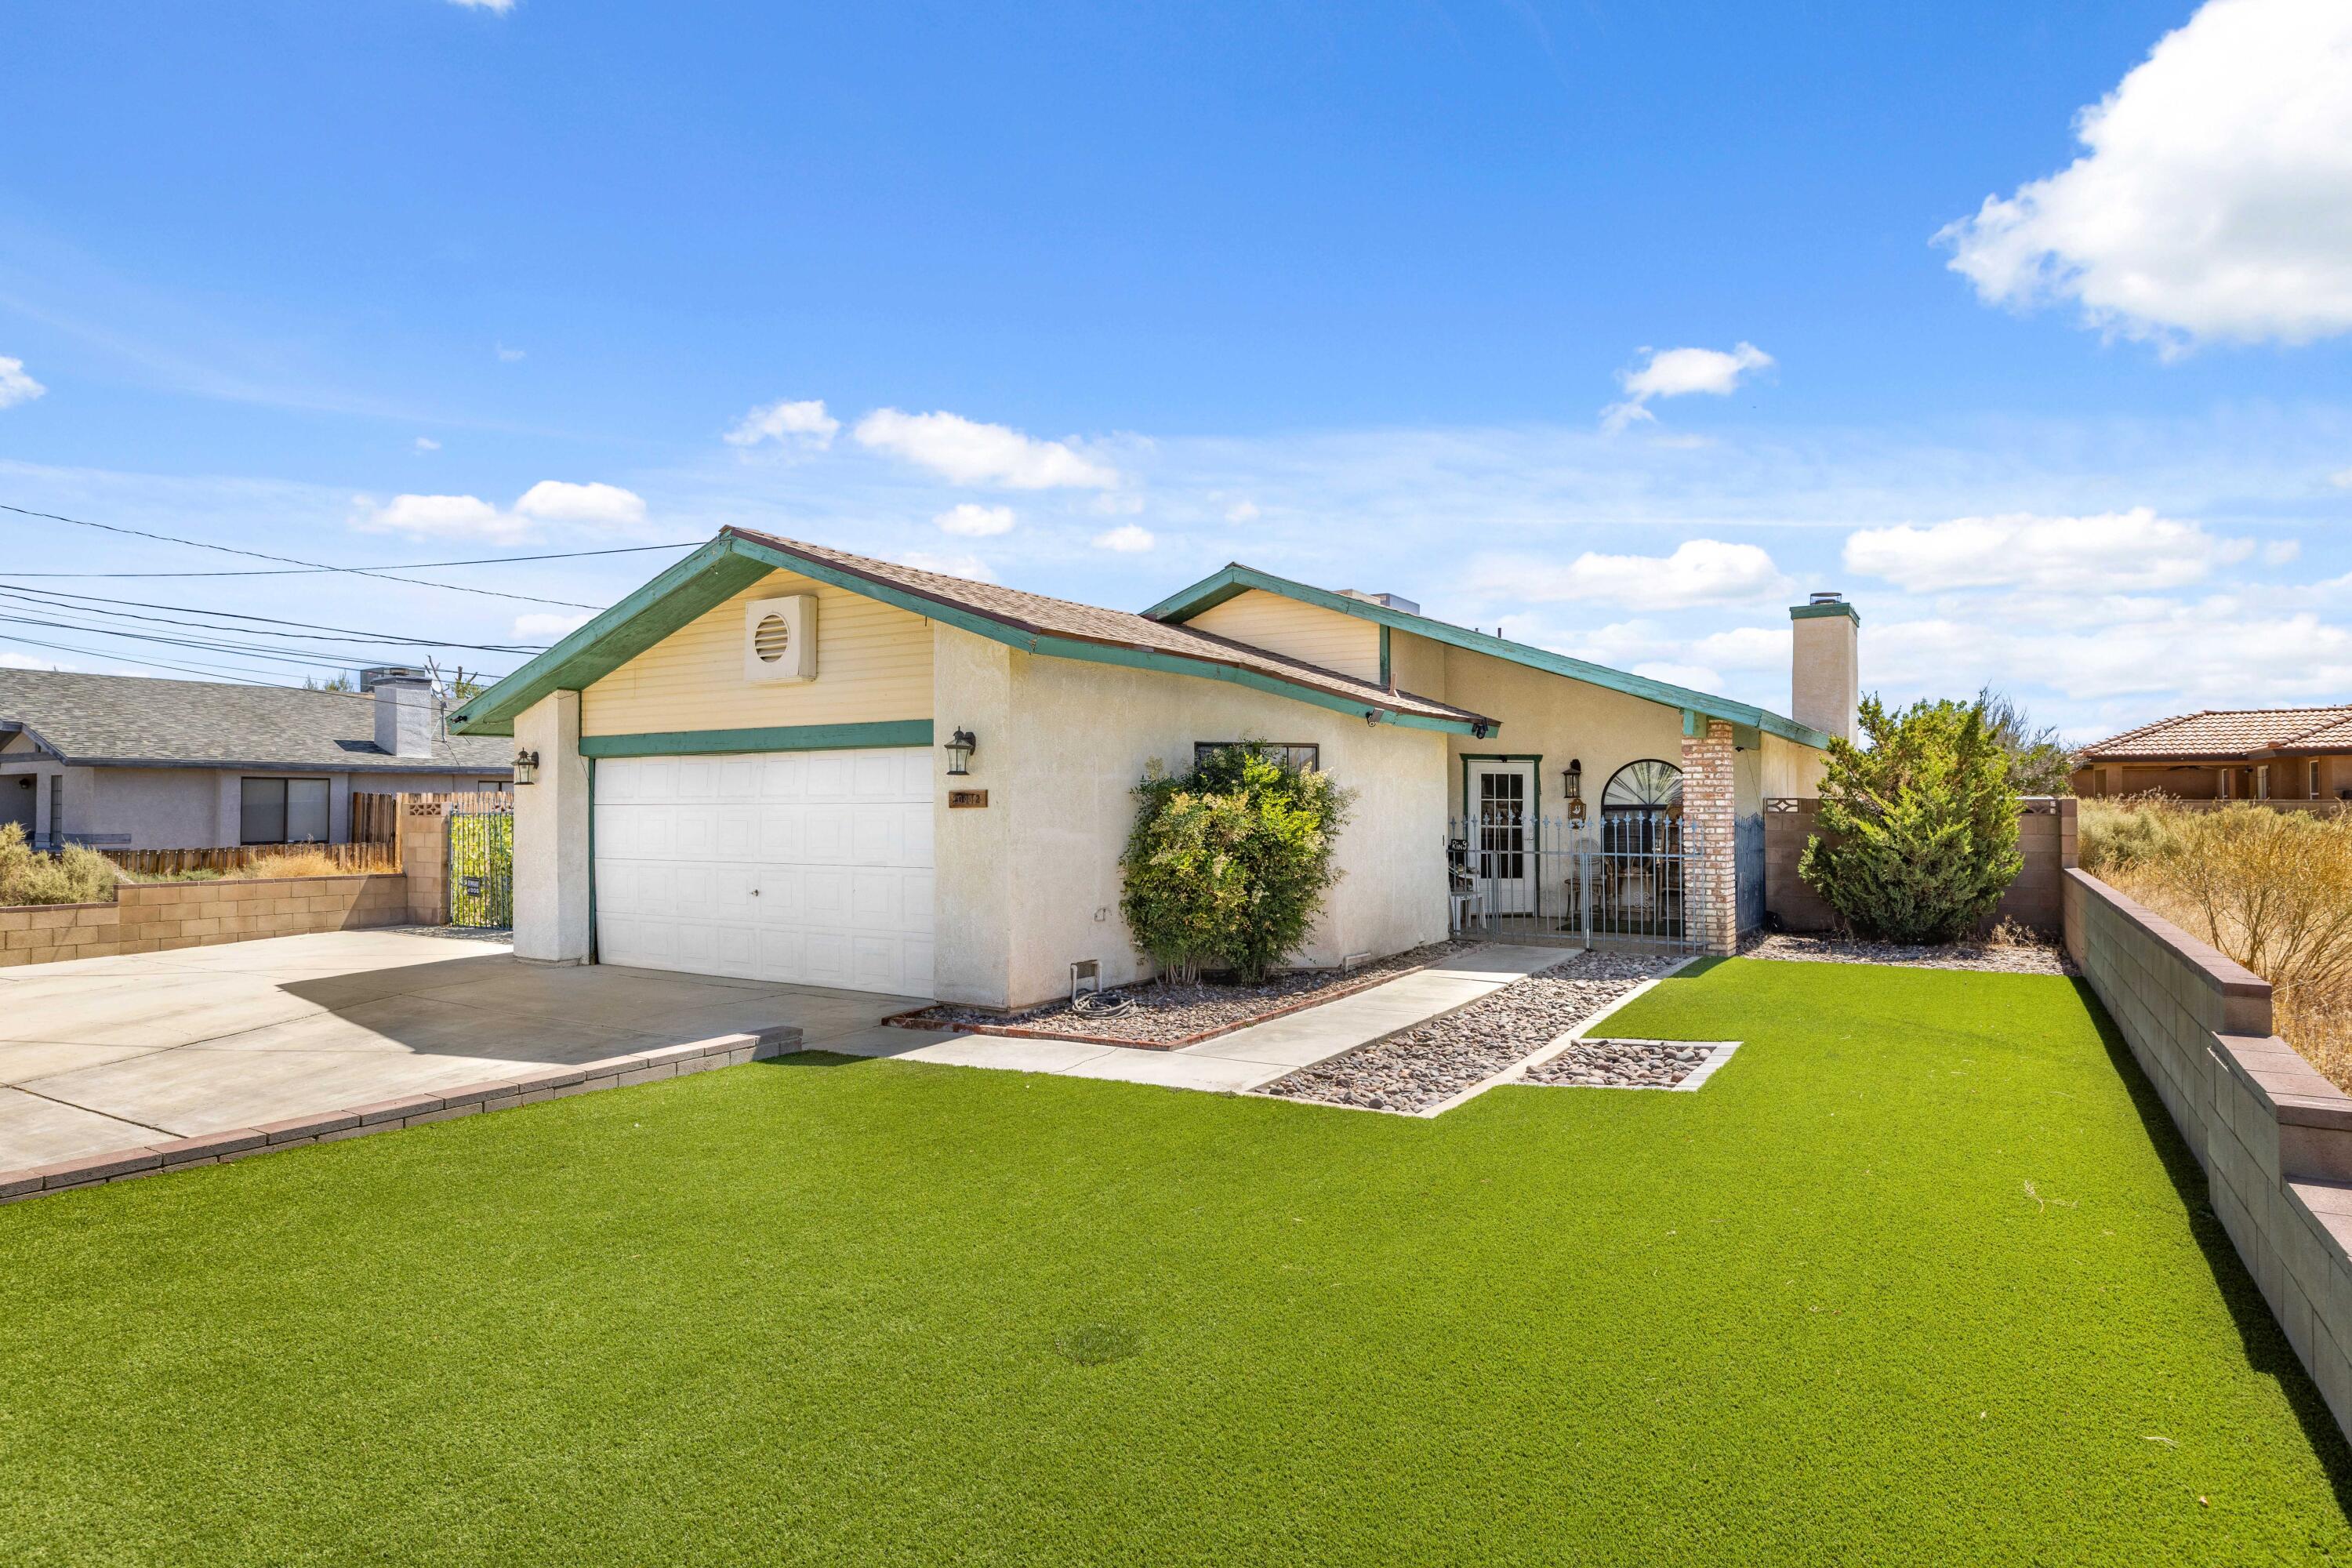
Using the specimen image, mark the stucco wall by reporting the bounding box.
[1185,589,1382,685]
[1388,626,1449,702]
[582,565,933,738]
[1436,645,1686,820]
[931,625,1450,1011]
[512,691,590,964]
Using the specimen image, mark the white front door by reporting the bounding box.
[1471,760,1537,916]
[593,748,935,996]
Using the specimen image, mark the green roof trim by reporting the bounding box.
[1789,601,1861,625]
[579,720,935,759]
[1146,564,1831,749]
[453,534,1494,740]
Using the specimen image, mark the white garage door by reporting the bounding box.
[593,748,934,996]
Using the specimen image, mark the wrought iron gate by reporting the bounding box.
[448,811,514,928]
[1445,808,1711,949]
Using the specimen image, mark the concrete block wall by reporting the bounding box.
[0,874,409,967]
[2064,868,2352,1444]
[1764,797,2076,935]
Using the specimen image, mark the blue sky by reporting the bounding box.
[2,0,2348,739]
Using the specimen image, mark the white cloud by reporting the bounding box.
[1691,626,1791,671]
[1843,508,2249,593]
[896,550,995,582]
[450,0,515,9]
[2331,467,2352,489]
[1092,524,1155,553]
[511,480,646,528]
[1470,539,1791,609]
[854,408,1121,489]
[1871,607,2352,709]
[512,612,593,641]
[413,436,441,452]
[495,343,526,361]
[725,397,839,449]
[0,652,71,670]
[1225,499,1261,523]
[1602,343,1773,430]
[1937,0,2352,348]
[1631,661,1725,691]
[2263,539,2303,565]
[935,503,1015,538]
[0,357,46,410]
[351,493,531,545]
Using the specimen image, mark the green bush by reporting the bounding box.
[1798,695,2023,943]
[1119,742,1352,984]
[0,822,120,907]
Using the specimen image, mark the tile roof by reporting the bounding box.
[0,670,514,771]
[2078,705,2352,760]
[724,528,1493,727]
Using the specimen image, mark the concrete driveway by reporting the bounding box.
[0,929,924,1171]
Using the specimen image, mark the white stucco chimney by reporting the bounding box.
[1790,592,1859,742]
[368,670,439,760]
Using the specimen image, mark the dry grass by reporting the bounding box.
[2082,797,2352,1089]
[128,848,354,885]
[0,822,120,906]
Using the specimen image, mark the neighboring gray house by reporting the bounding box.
[0,669,512,851]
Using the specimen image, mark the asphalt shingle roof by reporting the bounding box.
[2078,706,2352,761]
[0,670,514,771]
[727,528,1493,727]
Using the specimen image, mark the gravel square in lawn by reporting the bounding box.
[888,938,1481,1048]
[1261,949,1675,1112]
[1523,1036,1731,1090]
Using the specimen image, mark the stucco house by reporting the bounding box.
[2073,706,2352,802]
[0,669,512,851]
[451,528,1855,1008]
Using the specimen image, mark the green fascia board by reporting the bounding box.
[1789,601,1861,625]
[1148,564,1831,750]
[456,531,1490,742]
[579,720,936,759]
[448,537,772,736]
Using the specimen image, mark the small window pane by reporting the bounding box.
[241,779,287,844]
[1193,742,1319,773]
[287,779,330,843]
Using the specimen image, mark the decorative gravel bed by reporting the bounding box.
[1261,949,1675,1113]
[887,939,1483,1047]
[1739,931,2072,976]
[1524,1037,1719,1089]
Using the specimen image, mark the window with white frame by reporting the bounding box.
[1194,742,1319,773]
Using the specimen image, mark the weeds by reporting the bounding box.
[2082,798,2352,1089]
[0,822,120,906]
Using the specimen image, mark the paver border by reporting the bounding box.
[0,1025,804,1205]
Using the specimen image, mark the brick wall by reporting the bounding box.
[395,791,511,926]
[1764,797,2077,935]
[1679,719,1738,956]
[0,873,408,967]
[2065,869,2352,1445]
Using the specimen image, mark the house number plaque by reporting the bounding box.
[947,789,989,809]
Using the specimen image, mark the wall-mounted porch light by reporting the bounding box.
[512,748,540,786]
[944,728,977,777]
[1564,758,1585,821]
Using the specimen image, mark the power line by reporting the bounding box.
[0,540,700,580]
[0,500,639,608]
[0,583,552,655]
[0,630,391,691]
[0,606,511,682]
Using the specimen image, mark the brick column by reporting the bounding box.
[1680,717,1738,956]
[399,797,449,925]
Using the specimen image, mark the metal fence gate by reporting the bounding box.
[1446,808,1712,949]
[448,811,514,928]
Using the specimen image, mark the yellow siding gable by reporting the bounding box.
[581,567,933,737]
[1186,588,1382,684]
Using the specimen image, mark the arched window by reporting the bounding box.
[1601,759,1682,813]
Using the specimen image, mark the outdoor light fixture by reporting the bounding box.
[512,749,540,786]
[944,728,977,776]
[1564,758,1585,822]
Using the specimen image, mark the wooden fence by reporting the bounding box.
[104,841,402,879]
[350,791,402,844]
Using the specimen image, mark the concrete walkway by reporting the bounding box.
[836,945,1571,1093]
[0,930,920,1170]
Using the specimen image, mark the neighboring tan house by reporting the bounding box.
[0,669,513,851]
[450,528,1853,1007]
[2072,706,2352,803]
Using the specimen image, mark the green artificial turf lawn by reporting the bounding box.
[4,958,2349,1565]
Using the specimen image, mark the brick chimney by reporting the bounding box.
[1790,592,1859,742]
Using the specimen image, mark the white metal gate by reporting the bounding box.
[1446,809,1711,949]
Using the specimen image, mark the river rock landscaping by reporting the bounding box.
[1261,949,1674,1112]
[888,939,1480,1047]
[1738,930,2072,976]
[1524,1037,1721,1089]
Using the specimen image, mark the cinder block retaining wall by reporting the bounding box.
[0,874,409,967]
[2064,867,2352,1443]
[1764,797,2076,935]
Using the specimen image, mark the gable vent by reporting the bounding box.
[742,593,818,683]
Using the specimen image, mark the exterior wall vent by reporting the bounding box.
[743,593,818,683]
